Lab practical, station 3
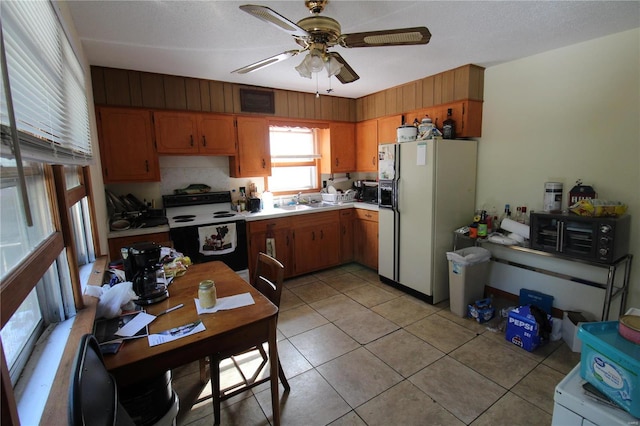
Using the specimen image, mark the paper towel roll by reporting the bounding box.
[500,218,530,239]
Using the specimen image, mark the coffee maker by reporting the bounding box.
[122,242,168,305]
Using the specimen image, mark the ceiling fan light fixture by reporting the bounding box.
[325,55,343,77]
[295,57,313,78]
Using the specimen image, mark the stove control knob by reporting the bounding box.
[599,248,609,256]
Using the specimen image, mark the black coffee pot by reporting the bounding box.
[123,242,168,305]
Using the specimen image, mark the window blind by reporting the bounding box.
[0,1,91,165]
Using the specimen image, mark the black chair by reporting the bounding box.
[68,334,135,426]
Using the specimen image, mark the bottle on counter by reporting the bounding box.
[239,187,247,212]
[477,210,488,237]
[498,204,511,229]
[442,108,456,139]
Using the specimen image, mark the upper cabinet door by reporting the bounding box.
[153,111,198,154]
[97,107,160,183]
[377,115,402,144]
[327,122,356,173]
[198,114,236,155]
[356,120,378,172]
[232,116,270,177]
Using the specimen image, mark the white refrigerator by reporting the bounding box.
[378,139,478,303]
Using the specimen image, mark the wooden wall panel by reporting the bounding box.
[385,88,397,116]
[224,83,236,113]
[453,66,470,101]
[199,80,211,112]
[299,92,310,119]
[90,67,106,105]
[469,65,485,100]
[355,98,364,122]
[433,73,443,106]
[128,71,143,107]
[103,68,131,106]
[209,81,225,113]
[287,91,300,118]
[422,75,434,107]
[273,89,288,117]
[140,72,165,109]
[319,95,332,120]
[185,78,202,111]
[401,82,417,112]
[163,75,187,110]
[441,70,455,104]
[374,92,386,118]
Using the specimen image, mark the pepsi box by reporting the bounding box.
[505,305,552,352]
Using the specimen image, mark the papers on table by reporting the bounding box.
[148,320,206,347]
[195,292,255,314]
[115,312,155,337]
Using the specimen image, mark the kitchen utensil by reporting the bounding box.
[397,124,418,142]
[110,219,131,231]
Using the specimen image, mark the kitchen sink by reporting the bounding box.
[278,204,313,211]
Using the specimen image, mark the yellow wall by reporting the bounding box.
[477,28,640,314]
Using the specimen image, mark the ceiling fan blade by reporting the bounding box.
[327,52,359,84]
[340,27,431,48]
[231,50,301,74]
[239,5,310,38]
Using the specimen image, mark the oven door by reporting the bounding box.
[169,219,248,271]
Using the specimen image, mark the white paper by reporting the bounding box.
[417,142,427,166]
[147,320,206,346]
[195,292,255,314]
[115,312,155,337]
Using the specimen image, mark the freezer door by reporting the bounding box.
[378,207,398,281]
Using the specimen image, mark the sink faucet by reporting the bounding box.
[294,192,302,204]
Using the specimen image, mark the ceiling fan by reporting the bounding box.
[231,0,431,84]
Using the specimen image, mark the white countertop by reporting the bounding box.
[107,202,379,239]
[239,201,379,221]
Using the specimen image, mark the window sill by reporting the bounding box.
[24,256,106,424]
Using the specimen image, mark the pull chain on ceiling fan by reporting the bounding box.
[231,0,431,85]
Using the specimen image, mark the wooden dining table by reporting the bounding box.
[103,261,280,425]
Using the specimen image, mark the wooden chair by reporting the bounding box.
[203,252,290,424]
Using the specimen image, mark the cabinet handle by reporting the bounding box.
[312,231,315,241]
[335,158,339,167]
[262,158,266,168]
[145,160,149,172]
[372,156,375,166]
[190,135,194,147]
[286,235,289,246]
[202,135,207,147]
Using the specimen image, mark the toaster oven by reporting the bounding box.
[529,212,631,264]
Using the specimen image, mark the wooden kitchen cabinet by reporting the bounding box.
[154,111,236,155]
[320,122,356,173]
[355,119,378,172]
[97,107,160,183]
[292,211,340,275]
[409,100,483,138]
[377,115,402,144]
[339,209,354,263]
[107,231,170,261]
[247,217,293,279]
[354,209,378,270]
[230,116,271,177]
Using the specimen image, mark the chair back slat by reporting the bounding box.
[253,252,284,308]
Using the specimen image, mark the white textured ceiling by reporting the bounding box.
[67,1,640,99]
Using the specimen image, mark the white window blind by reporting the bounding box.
[0,1,92,164]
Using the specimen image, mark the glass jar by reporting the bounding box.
[198,280,217,308]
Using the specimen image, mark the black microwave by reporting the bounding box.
[529,212,631,264]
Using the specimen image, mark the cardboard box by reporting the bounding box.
[519,289,554,315]
[467,298,495,323]
[562,311,587,352]
[506,305,552,352]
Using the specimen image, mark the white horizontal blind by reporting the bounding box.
[0,1,91,164]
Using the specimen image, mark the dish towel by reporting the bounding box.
[198,223,237,256]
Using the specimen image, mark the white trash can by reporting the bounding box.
[446,247,491,317]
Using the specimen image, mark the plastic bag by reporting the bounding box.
[96,281,138,319]
[446,247,491,266]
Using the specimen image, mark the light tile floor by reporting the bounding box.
[171,263,580,426]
